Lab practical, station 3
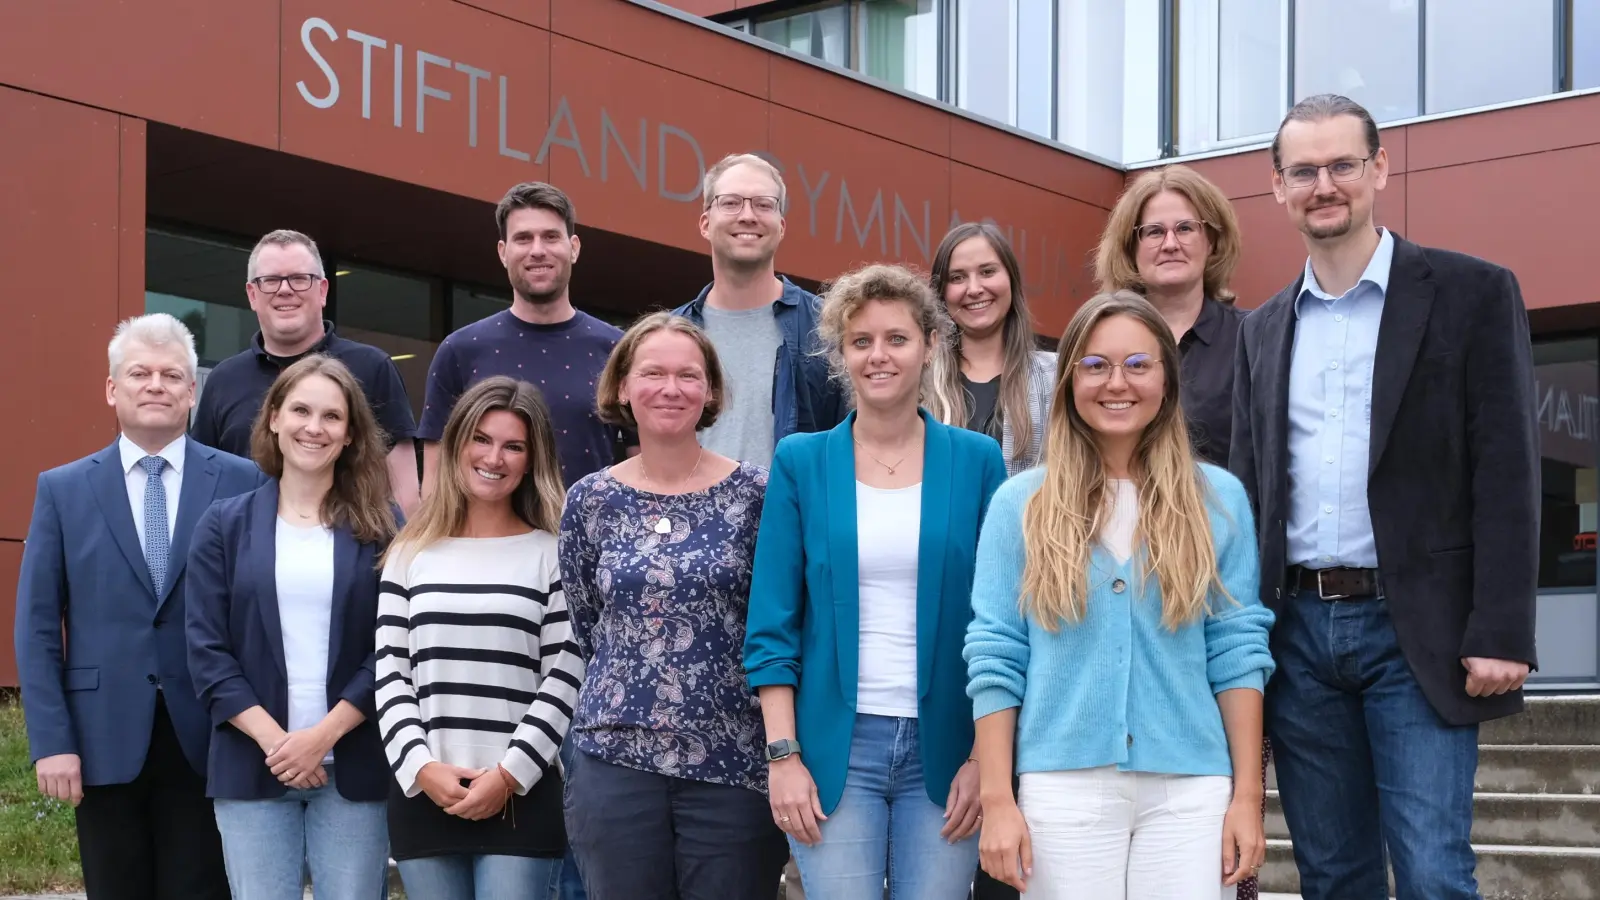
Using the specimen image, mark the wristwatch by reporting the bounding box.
[766,738,802,762]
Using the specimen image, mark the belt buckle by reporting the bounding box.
[1317,569,1351,601]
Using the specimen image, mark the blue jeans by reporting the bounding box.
[211,766,389,900]
[398,854,560,900]
[1267,589,1479,900]
[555,737,588,900]
[790,714,977,900]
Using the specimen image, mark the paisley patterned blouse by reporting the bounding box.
[558,462,770,794]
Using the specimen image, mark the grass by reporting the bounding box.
[0,694,82,894]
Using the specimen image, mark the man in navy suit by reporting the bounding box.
[15,312,264,900]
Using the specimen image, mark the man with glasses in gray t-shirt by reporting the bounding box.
[674,153,843,469]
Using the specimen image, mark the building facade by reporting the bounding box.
[3,0,1600,689]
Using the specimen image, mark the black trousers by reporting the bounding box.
[565,750,789,900]
[75,695,229,900]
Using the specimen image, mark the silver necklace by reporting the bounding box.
[639,448,704,535]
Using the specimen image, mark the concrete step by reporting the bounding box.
[1480,694,1600,746]
[1267,745,1600,795]
[1266,790,1600,848]
[1259,838,1600,899]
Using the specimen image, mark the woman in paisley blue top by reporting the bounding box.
[558,312,789,900]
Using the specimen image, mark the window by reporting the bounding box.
[1218,0,1283,140]
[1015,0,1055,136]
[858,0,939,98]
[957,0,1012,123]
[1537,339,1600,590]
[1294,0,1419,124]
[1058,0,1154,162]
[1574,0,1600,89]
[451,284,511,332]
[145,229,256,368]
[333,264,441,419]
[1425,1,1554,114]
[754,3,850,68]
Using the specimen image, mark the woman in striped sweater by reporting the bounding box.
[375,375,586,900]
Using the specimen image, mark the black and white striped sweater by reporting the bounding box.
[375,530,585,797]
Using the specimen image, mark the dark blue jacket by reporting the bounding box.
[14,438,265,786]
[673,276,847,444]
[184,481,389,801]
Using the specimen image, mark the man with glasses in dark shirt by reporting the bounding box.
[190,229,420,514]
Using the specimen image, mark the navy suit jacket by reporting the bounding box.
[744,410,1008,815]
[14,437,265,785]
[185,481,389,801]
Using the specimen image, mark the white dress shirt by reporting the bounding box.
[118,434,185,555]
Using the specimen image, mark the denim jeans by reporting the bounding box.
[565,750,788,900]
[397,854,560,900]
[790,714,978,900]
[1266,589,1479,900]
[211,766,389,900]
[555,737,588,900]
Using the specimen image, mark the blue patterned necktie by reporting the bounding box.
[139,456,169,594]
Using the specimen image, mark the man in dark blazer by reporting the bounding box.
[1230,94,1538,900]
[15,313,264,900]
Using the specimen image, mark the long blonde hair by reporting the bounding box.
[925,222,1040,466]
[1020,291,1227,631]
[385,377,566,565]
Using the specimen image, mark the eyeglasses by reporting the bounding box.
[1276,156,1371,189]
[1132,220,1211,247]
[250,273,320,293]
[1075,353,1163,383]
[709,194,781,216]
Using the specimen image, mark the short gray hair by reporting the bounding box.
[702,153,787,212]
[247,229,325,280]
[1271,93,1381,170]
[108,313,198,379]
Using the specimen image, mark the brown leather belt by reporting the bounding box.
[1291,566,1382,600]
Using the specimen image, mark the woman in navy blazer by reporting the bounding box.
[186,355,398,900]
[745,264,1009,900]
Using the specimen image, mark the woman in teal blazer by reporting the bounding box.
[744,263,1008,900]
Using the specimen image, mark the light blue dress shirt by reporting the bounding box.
[1285,227,1394,569]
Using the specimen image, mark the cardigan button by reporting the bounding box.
[1112,578,1127,593]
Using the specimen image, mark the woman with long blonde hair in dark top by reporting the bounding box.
[926,222,1056,477]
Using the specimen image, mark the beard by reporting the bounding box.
[1302,202,1353,240]
[511,268,570,304]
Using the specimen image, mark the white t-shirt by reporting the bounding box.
[275,517,336,761]
[855,481,922,718]
[1101,479,1139,563]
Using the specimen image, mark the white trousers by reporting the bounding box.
[1018,766,1239,900]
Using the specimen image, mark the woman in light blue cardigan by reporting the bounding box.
[964,290,1274,900]
[745,264,1008,900]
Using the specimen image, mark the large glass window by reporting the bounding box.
[333,264,440,419]
[957,0,1013,123]
[754,3,850,69]
[858,0,939,98]
[1058,0,1147,162]
[1574,0,1600,89]
[1294,0,1419,124]
[451,284,512,332]
[1537,339,1600,590]
[1218,0,1283,140]
[1015,0,1055,136]
[145,229,256,368]
[1425,1,1554,114]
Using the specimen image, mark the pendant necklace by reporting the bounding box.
[853,436,907,475]
[639,448,704,535]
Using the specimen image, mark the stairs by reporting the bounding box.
[1260,695,1600,899]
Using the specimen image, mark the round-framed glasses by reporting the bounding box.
[1075,353,1163,384]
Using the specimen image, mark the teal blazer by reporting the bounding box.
[744,409,1009,815]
